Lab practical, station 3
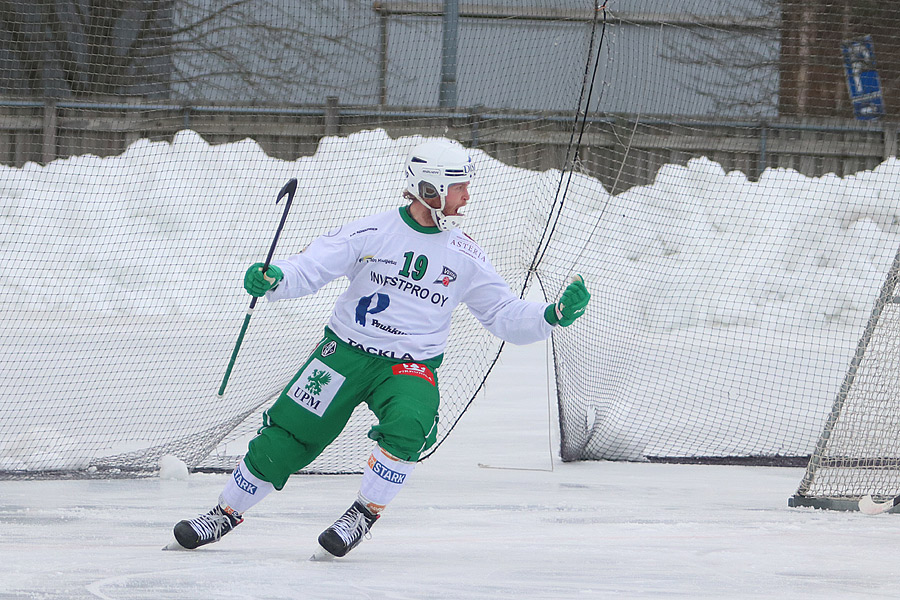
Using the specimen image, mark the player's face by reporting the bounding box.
[443,182,470,216]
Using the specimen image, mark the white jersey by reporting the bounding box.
[268,207,554,361]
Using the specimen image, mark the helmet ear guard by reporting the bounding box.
[418,181,439,200]
[405,140,474,231]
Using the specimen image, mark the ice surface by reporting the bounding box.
[1,341,898,599]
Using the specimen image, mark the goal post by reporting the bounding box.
[789,243,900,511]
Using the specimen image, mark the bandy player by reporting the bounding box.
[169,139,590,559]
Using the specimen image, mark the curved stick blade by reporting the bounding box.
[277,178,298,204]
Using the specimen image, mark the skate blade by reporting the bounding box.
[309,544,337,561]
[162,538,189,551]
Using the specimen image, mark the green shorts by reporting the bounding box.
[244,328,443,489]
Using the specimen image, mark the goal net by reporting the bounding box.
[0,1,597,476]
[4,0,900,492]
[789,250,900,510]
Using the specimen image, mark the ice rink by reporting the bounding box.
[3,340,900,600]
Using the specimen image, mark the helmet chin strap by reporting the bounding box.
[415,195,463,231]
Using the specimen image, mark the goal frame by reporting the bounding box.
[789,243,900,511]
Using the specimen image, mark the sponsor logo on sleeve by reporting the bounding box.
[321,340,337,357]
[391,362,436,386]
[449,236,486,263]
[286,359,346,417]
[349,227,378,237]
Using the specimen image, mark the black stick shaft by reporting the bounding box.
[218,178,298,397]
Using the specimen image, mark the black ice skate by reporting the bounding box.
[315,500,380,558]
[168,504,243,550]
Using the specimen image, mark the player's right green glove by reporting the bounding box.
[544,275,590,327]
[244,262,283,297]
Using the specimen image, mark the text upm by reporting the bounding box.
[286,358,345,417]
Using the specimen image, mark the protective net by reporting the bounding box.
[3,1,900,500]
[0,1,597,476]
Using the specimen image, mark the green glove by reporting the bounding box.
[544,275,590,327]
[244,262,283,297]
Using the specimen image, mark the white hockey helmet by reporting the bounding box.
[405,139,474,231]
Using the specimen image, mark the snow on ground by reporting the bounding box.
[2,340,900,600]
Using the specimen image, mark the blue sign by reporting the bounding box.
[841,36,885,120]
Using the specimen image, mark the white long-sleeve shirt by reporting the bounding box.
[268,206,554,361]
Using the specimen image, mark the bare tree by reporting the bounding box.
[169,0,381,105]
[0,0,380,104]
[0,0,173,98]
[654,1,781,119]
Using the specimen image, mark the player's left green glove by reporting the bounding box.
[544,275,590,327]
